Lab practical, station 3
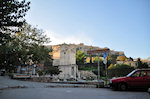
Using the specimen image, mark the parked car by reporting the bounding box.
[109,69,150,91]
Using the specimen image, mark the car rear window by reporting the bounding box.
[148,71,150,77]
[140,71,147,77]
[132,70,147,77]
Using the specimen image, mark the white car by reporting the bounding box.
[148,88,150,94]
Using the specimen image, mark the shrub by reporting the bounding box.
[108,64,134,78]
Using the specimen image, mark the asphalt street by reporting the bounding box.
[0,87,150,99]
[0,76,150,99]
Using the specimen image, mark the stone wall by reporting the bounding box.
[79,70,97,80]
[30,77,57,82]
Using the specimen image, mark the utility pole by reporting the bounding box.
[97,53,100,87]
[103,52,108,86]
[105,60,108,86]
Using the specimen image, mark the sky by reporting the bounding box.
[25,0,150,59]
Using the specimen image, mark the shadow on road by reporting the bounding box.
[109,88,149,93]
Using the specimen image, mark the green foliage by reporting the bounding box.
[92,67,105,77]
[107,55,118,64]
[142,63,148,68]
[37,70,44,76]
[78,67,95,71]
[76,51,86,65]
[37,66,61,76]
[137,58,148,69]
[0,0,30,71]
[42,61,61,76]
[0,23,51,72]
[137,58,143,69]
[45,66,61,76]
[28,45,51,64]
[116,56,128,61]
[0,0,30,45]
[108,64,134,78]
[128,57,134,61]
[93,56,103,63]
[0,0,30,28]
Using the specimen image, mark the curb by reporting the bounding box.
[45,84,97,88]
[0,85,28,90]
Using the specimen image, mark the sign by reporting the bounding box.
[103,53,107,64]
[103,52,107,59]
[103,58,107,64]
[87,48,110,54]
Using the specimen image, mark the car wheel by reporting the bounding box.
[119,83,127,91]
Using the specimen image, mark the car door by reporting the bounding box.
[146,70,150,87]
[139,70,149,87]
[128,70,147,88]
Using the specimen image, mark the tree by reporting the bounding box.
[92,56,111,76]
[0,0,30,70]
[129,57,134,61]
[76,51,86,65]
[108,64,134,78]
[0,0,30,30]
[93,56,103,63]
[0,23,51,72]
[45,66,61,76]
[142,63,148,68]
[29,45,52,64]
[108,64,115,69]
[107,55,118,64]
[0,0,30,45]
[14,23,50,64]
[137,58,148,69]
[116,56,128,62]
[137,58,143,69]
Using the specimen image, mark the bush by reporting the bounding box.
[108,64,134,78]
[45,66,61,76]
[92,68,105,77]
[37,70,44,76]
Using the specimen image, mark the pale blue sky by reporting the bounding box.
[25,0,150,59]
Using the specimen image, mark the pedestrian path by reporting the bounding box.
[0,76,96,90]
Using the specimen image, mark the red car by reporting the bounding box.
[109,69,150,91]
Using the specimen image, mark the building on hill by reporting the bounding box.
[116,60,137,67]
[110,50,125,56]
[140,59,150,68]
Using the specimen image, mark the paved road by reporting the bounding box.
[0,76,149,99]
[0,88,149,99]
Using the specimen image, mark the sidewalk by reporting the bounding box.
[0,76,49,89]
[0,76,96,90]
